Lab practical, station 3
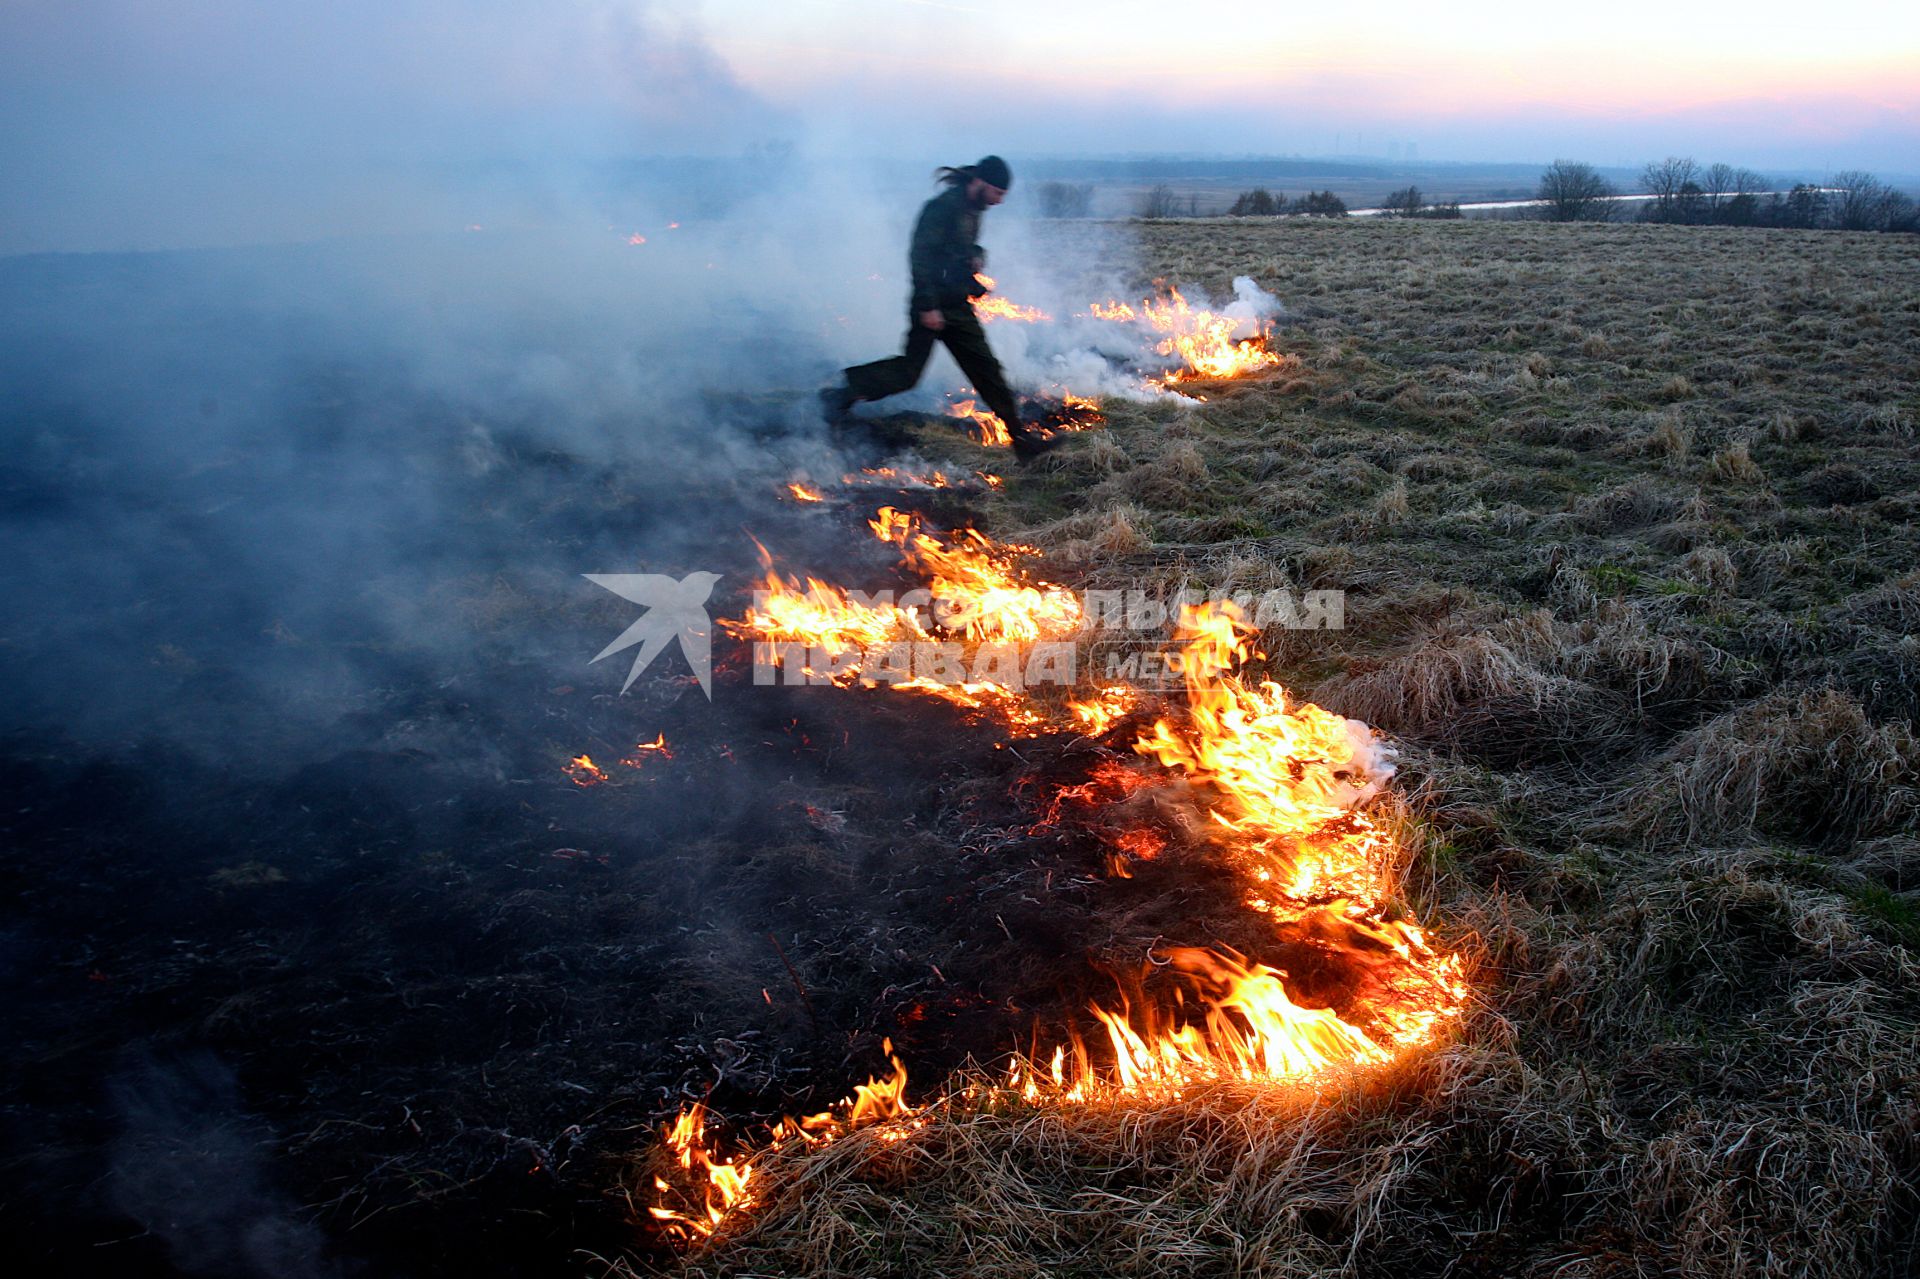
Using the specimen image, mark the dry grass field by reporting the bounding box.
[677,220,1920,1277]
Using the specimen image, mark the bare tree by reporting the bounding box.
[1640,156,1700,222]
[1778,184,1827,229]
[1716,167,1769,225]
[1831,171,1898,231]
[1138,184,1179,218]
[1537,160,1615,222]
[1703,162,1736,216]
[1036,181,1093,219]
[1675,180,1709,225]
[1382,186,1425,217]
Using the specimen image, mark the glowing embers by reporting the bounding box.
[561,737,673,786]
[649,1044,915,1241]
[1085,286,1287,384]
[780,467,1002,506]
[563,754,609,787]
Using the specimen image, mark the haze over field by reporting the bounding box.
[1,0,1915,253]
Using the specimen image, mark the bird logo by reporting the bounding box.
[584,571,722,698]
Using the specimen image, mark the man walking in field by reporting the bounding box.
[821,155,1058,460]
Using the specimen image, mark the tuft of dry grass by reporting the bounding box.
[1615,688,1918,846]
[1706,439,1766,484]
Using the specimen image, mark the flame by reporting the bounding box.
[972,274,1047,322]
[1030,603,1464,1096]
[947,398,1013,447]
[724,507,1079,720]
[653,546,1465,1245]
[868,506,1082,644]
[1068,684,1140,735]
[1134,605,1393,901]
[620,734,673,768]
[650,1043,914,1241]
[563,754,608,786]
[1091,948,1386,1089]
[1085,287,1285,383]
[786,481,826,503]
[627,233,648,246]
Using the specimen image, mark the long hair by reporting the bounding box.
[934,165,976,187]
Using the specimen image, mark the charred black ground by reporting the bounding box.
[0,246,1234,1277]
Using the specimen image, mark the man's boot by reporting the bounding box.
[1011,429,1064,462]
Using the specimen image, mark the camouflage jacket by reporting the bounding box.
[908,184,987,313]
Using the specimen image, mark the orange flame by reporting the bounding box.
[724,508,1079,721]
[1068,684,1140,735]
[947,398,1013,447]
[1027,603,1465,1096]
[1086,287,1285,383]
[563,754,609,786]
[619,734,673,769]
[650,1043,915,1240]
[973,275,1050,324]
[786,481,826,503]
[653,552,1464,1246]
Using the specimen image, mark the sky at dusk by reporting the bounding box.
[1,0,1914,252]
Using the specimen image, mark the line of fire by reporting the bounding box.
[551,286,1475,1249]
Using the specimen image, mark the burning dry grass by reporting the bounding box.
[643,218,1920,1276]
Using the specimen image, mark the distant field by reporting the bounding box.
[692,219,1920,1276]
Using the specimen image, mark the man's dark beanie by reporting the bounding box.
[974,155,1012,189]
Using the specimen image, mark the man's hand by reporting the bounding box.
[918,309,945,332]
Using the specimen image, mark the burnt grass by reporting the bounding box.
[0,374,1289,1274]
[5,219,1920,1279]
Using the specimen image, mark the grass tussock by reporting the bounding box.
[1617,688,1918,846]
[1706,439,1766,484]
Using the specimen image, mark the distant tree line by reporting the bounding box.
[1534,157,1917,231]
[1221,187,1350,217]
[1379,187,1462,219]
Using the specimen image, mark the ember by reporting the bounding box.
[619,734,673,768]
[564,753,609,786]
